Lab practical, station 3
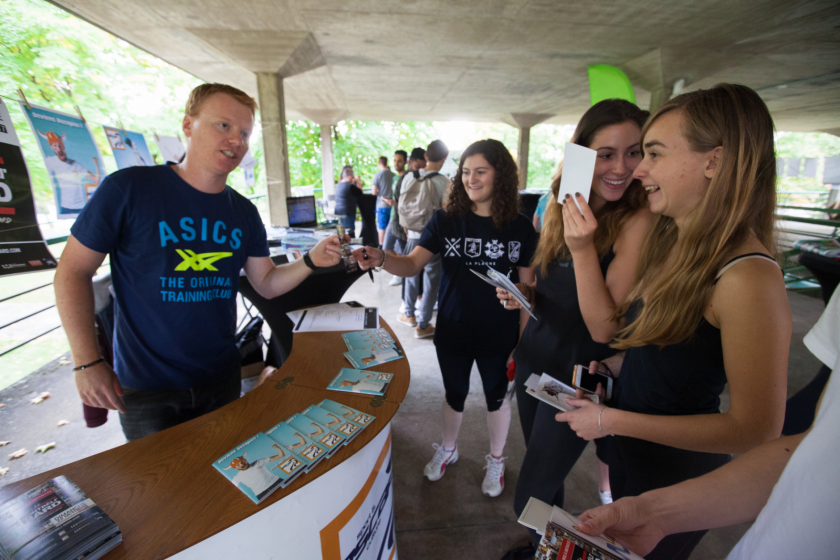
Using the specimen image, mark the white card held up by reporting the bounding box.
[558,142,597,212]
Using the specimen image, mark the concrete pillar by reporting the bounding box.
[517,125,531,191]
[320,124,335,198]
[255,72,291,227]
[509,113,553,191]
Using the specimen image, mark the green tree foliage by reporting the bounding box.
[774,132,840,205]
[0,0,202,217]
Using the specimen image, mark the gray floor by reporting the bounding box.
[0,274,827,560]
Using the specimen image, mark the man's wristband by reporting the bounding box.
[73,357,105,372]
[302,251,319,271]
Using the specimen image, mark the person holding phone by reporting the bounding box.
[352,139,536,498]
[497,100,652,558]
[555,84,791,560]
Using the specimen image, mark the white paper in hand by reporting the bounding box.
[558,142,597,212]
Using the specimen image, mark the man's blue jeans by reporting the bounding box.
[119,371,241,442]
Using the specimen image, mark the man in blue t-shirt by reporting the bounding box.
[54,84,345,441]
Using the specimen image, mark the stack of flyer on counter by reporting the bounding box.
[213,400,376,504]
[0,476,122,560]
[341,328,404,370]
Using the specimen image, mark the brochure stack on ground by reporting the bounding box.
[213,400,376,504]
[0,476,122,560]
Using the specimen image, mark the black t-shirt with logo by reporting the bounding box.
[418,209,537,350]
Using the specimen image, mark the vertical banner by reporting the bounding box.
[240,149,257,188]
[20,102,105,218]
[0,99,56,276]
[102,126,153,169]
[154,133,186,163]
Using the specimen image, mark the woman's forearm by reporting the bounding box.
[603,407,780,455]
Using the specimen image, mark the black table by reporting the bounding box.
[239,254,365,366]
[798,251,840,305]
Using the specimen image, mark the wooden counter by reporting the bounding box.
[0,318,409,559]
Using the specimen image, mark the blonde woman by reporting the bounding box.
[557,84,791,560]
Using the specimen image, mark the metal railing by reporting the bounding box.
[0,237,108,358]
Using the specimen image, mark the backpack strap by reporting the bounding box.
[423,171,441,180]
[412,170,421,179]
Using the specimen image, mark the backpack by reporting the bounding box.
[398,171,442,232]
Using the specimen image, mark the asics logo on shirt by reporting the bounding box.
[174,249,233,271]
[159,218,243,249]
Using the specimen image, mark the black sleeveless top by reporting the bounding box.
[617,253,778,416]
[513,248,617,386]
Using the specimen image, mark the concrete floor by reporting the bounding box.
[0,273,826,560]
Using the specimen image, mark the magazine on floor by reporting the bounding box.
[286,413,346,456]
[302,404,364,444]
[213,432,306,504]
[343,344,404,369]
[328,368,393,397]
[525,373,598,413]
[470,266,537,320]
[0,475,122,560]
[522,498,644,560]
[317,399,376,428]
[265,421,328,472]
[341,329,397,351]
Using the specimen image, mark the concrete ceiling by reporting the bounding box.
[48,0,840,132]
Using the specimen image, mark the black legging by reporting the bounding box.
[434,345,509,412]
[513,362,610,546]
[610,435,730,560]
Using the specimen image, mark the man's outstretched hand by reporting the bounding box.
[309,234,350,267]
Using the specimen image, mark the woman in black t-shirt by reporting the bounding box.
[561,85,791,560]
[496,100,652,553]
[354,139,536,499]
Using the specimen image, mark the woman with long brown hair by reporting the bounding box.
[497,99,652,557]
[353,139,537,498]
[557,84,791,560]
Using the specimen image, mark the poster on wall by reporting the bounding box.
[20,102,105,219]
[103,126,153,169]
[154,133,186,163]
[0,98,56,276]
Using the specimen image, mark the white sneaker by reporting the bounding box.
[423,443,458,481]
[599,490,613,505]
[389,275,403,286]
[482,454,506,497]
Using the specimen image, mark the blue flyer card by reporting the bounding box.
[213,432,306,504]
[286,413,346,455]
[265,421,327,471]
[302,404,362,444]
[317,399,376,428]
[343,346,404,369]
[341,329,396,351]
[328,368,393,397]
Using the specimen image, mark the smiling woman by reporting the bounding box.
[556,85,791,560]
